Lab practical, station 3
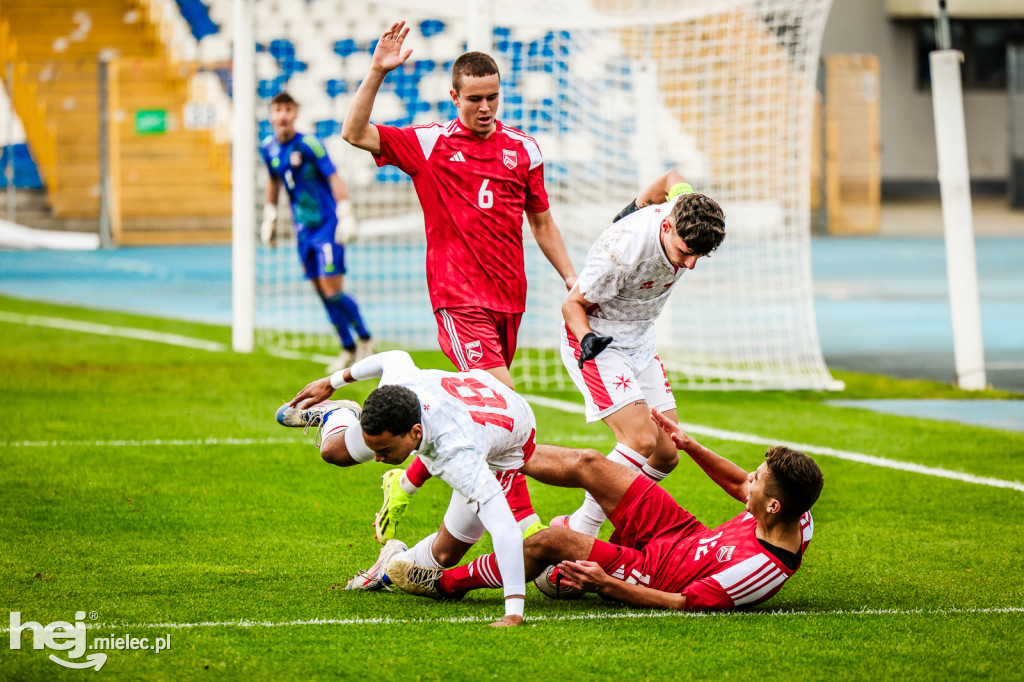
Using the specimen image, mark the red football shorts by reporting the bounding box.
[587,477,706,580]
[435,307,523,371]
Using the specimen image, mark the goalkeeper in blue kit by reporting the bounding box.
[260,92,373,371]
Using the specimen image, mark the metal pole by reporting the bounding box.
[6,61,14,223]
[935,0,952,51]
[232,0,256,353]
[98,56,113,249]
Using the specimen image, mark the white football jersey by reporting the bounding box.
[376,352,537,505]
[568,197,685,360]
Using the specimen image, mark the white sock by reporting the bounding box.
[399,470,421,496]
[642,462,669,482]
[321,406,359,442]
[608,443,646,472]
[405,532,443,568]
[569,443,645,537]
[568,491,606,537]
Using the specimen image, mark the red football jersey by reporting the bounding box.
[374,119,550,313]
[641,511,814,611]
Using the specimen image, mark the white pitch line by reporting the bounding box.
[0,312,228,352]
[523,395,1024,493]
[2,606,1021,635]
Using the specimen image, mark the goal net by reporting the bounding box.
[220,0,840,390]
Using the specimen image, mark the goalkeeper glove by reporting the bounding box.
[260,203,278,246]
[335,199,358,245]
[578,332,613,368]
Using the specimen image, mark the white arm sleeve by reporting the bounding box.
[476,493,526,619]
[350,350,415,382]
[331,350,417,388]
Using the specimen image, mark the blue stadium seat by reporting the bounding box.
[174,0,218,40]
[269,39,296,60]
[257,79,277,99]
[326,79,349,98]
[376,167,411,184]
[0,144,43,189]
[333,38,359,58]
[438,100,457,119]
[316,120,341,138]
[258,119,272,139]
[420,19,445,37]
[279,58,307,77]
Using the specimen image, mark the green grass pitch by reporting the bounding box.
[1,294,1022,680]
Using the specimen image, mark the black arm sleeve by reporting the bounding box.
[612,199,639,224]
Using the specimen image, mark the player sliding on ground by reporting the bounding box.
[341,20,577,544]
[276,350,548,627]
[385,408,822,623]
[556,171,726,537]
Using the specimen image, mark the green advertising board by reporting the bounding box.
[135,109,168,135]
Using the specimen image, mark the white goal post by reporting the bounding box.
[230,0,842,390]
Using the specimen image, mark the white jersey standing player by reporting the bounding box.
[556,170,726,537]
[277,350,538,627]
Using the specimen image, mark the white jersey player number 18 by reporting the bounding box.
[441,376,513,431]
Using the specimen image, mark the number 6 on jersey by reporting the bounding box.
[478,179,494,209]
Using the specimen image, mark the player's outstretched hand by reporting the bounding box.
[488,615,523,628]
[372,21,413,73]
[650,407,692,450]
[288,377,335,409]
[556,560,608,593]
[578,332,612,368]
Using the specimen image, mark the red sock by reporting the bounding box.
[505,471,538,523]
[440,554,503,594]
[405,455,432,488]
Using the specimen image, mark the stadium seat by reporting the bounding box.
[326,79,349,98]
[169,1,632,186]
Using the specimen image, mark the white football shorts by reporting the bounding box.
[560,340,676,423]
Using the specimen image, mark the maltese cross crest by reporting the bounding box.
[613,374,633,391]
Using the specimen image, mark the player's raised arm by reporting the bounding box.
[341,21,413,154]
[613,169,693,223]
[556,560,687,610]
[526,209,577,291]
[650,408,749,502]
